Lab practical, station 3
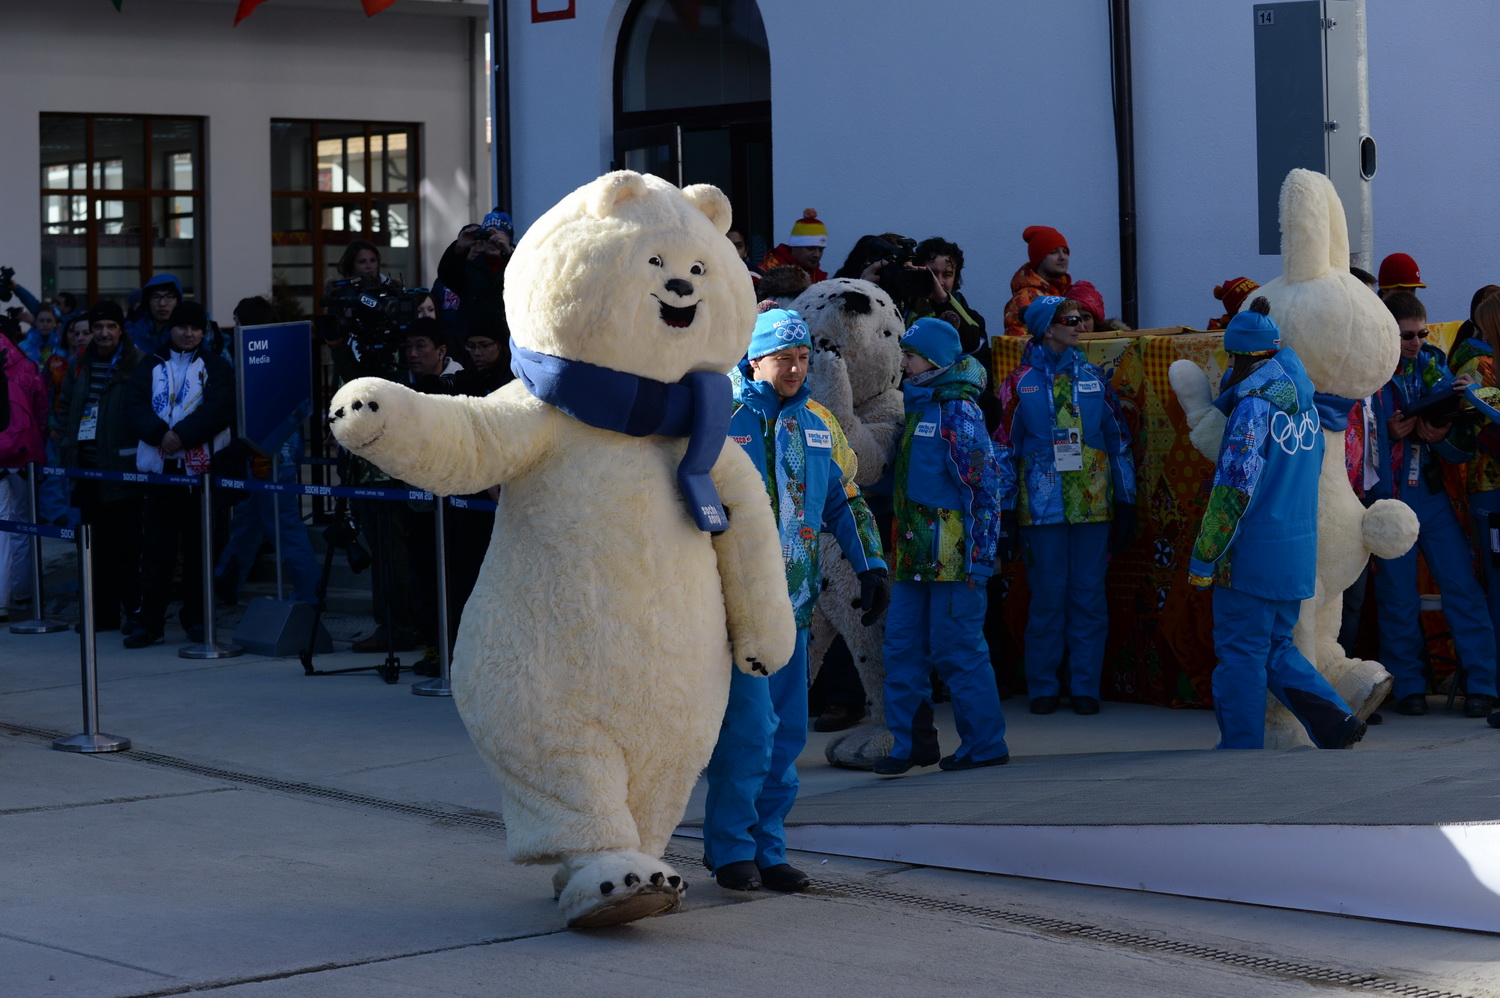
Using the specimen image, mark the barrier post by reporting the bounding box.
[11,464,68,634]
[412,496,452,697]
[54,524,130,753]
[181,473,242,660]
[271,453,284,600]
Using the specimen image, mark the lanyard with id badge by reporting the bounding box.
[78,404,100,441]
[1052,370,1098,473]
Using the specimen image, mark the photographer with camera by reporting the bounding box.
[319,264,432,654]
[436,210,515,388]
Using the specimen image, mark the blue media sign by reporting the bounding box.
[235,321,314,457]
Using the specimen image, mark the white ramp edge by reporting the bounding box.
[679,822,1500,934]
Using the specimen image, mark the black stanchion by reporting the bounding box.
[10,465,68,634]
[180,473,242,660]
[412,496,452,698]
[53,524,130,754]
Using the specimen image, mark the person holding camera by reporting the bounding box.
[437,210,515,388]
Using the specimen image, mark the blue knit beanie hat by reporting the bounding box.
[1024,295,1068,339]
[481,208,514,240]
[748,308,811,360]
[1223,296,1281,355]
[900,317,962,369]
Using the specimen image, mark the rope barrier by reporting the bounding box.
[0,518,77,541]
[37,465,496,511]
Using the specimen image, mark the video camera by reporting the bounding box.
[316,277,428,354]
[0,266,15,302]
[866,238,933,303]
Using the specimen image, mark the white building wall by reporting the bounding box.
[503,0,1499,330]
[0,0,487,321]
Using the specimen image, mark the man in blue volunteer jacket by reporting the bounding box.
[703,307,888,894]
[1188,298,1366,749]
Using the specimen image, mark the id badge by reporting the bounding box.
[1406,442,1421,488]
[78,404,99,442]
[1052,426,1083,472]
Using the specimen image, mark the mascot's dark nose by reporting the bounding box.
[664,277,694,298]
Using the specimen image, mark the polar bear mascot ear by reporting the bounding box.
[583,170,651,219]
[681,184,733,235]
[1255,168,1398,400]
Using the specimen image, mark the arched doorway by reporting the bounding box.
[613,0,773,262]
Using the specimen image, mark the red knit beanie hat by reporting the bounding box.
[1070,281,1106,322]
[1378,252,1425,290]
[1023,226,1068,268]
[1213,276,1259,317]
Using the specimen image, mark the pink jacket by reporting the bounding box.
[0,338,48,466]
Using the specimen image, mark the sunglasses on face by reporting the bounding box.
[1400,329,1430,341]
[1053,315,1084,327]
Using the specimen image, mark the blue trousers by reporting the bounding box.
[1468,489,1500,660]
[1020,521,1111,698]
[1372,484,1498,698]
[703,628,809,871]
[1212,586,1354,749]
[882,581,1008,763]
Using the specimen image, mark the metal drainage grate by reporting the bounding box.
[5,721,1480,998]
[737,873,1482,998]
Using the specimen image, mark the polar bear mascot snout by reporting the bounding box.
[1170,168,1418,747]
[329,170,796,928]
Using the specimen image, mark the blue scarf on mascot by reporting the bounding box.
[510,340,731,533]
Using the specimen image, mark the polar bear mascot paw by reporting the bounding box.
[792,279,906,768]
[554,851,686,929]
[330,170,795,928]
[1167,358,1228,463]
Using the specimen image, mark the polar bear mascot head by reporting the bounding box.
[504,170,756,382]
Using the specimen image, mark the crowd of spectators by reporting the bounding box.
[2,203,1497,744]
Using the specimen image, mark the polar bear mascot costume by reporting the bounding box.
[329,171,796,927]
[794,278,907,768]
[1170,168,1418,746]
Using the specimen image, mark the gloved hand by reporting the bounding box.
[997,509,1020,563]
[854,568,890,626]
[1110,502,1137,555]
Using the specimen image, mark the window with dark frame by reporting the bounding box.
[38,113,205,306]
[270,119,422,318]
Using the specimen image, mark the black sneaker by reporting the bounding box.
[1394,694,1429,716]
[122,628,164,649]
[714,860,761,892]
[758,863,811,892]
[1463,694,1494,719]
[1029,696,1059,715]
[871,754,939,776]
[1320,714,1367,750]
[938,752,1010,771]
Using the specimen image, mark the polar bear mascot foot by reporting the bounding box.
[554,851,686,929]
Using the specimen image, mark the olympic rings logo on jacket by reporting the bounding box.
[1270,409,1319,455]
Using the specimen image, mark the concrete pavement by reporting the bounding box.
[3,539,1498,997]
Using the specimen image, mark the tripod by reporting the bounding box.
[300,497,402,683]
